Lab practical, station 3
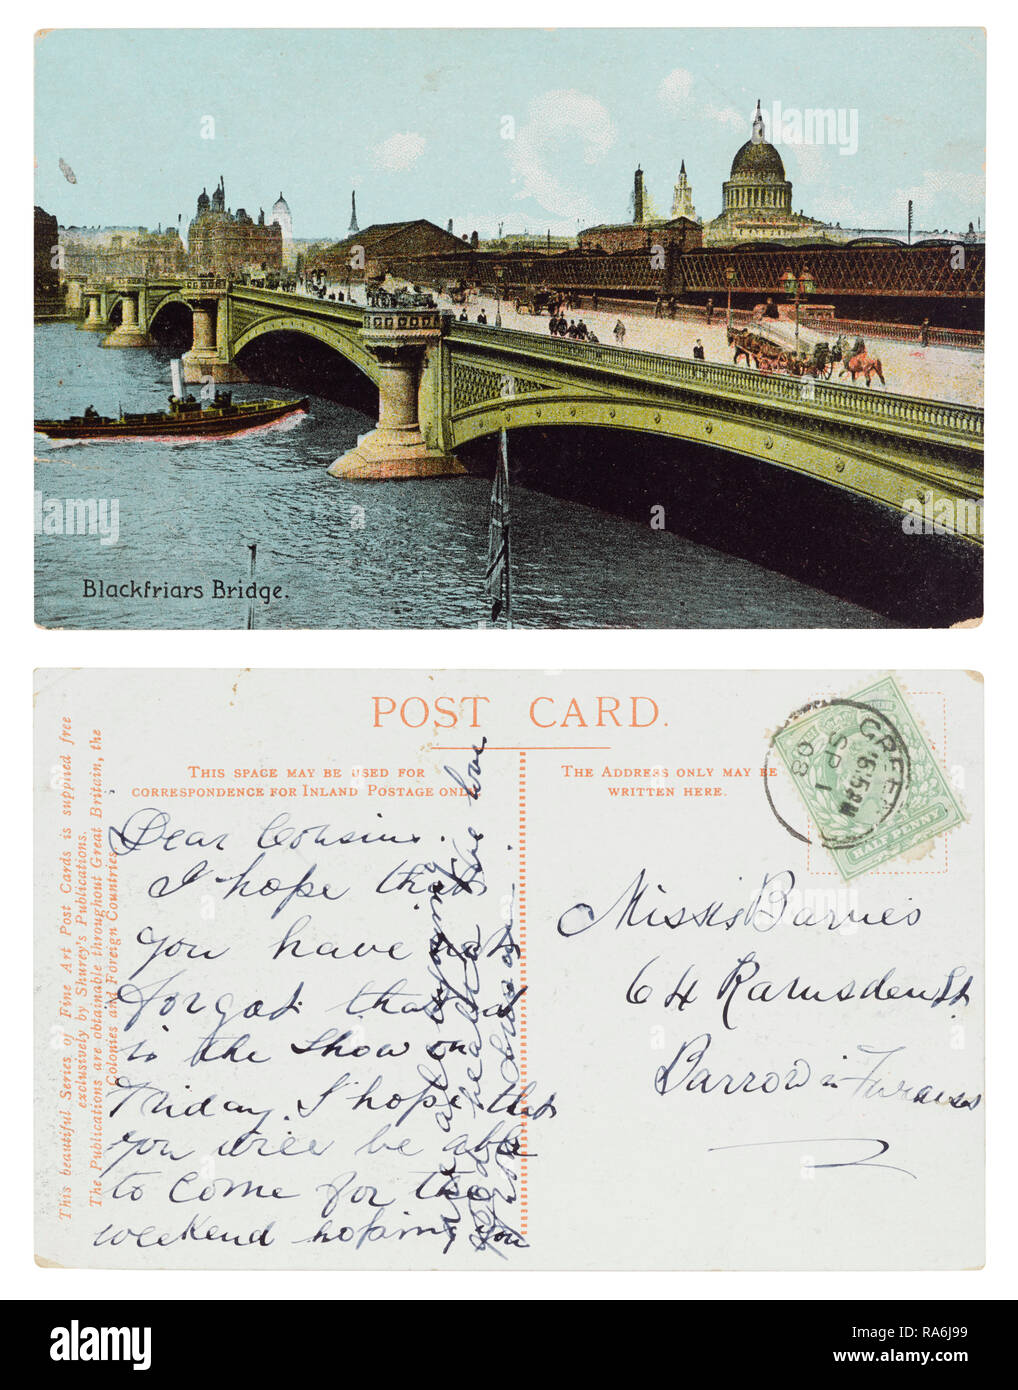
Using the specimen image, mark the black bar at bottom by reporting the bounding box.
[11,1297,1012,1379]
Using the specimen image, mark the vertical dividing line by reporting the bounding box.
[517,750,528,1236]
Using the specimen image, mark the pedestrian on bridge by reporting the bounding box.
[614,319,626,344]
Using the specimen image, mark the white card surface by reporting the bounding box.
[35,668,983,1270]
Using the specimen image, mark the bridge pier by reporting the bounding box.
[103,290,151,348]
[182,293,246,384]
[79,291,106,332]
[328,303,462,479]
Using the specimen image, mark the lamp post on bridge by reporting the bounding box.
[725,265,737,328]
[779,265,816,352]
[495,266,504,329]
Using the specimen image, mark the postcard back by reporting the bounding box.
[34,668,983,1269]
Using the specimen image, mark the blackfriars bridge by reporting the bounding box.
[77,276,983,536]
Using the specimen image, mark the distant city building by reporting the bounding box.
[270,191,293,240]
[577,217,701,255]
[671,161,697,222]
[188,176,283,276]
[35,206,61,313]
[58,224,188,279]
[578,165,702,254]
[311,219,467,281]
[701,103,985,247]
[478,232,577,253]
[633,166,648,224]
[270,191,295,266]
[578,110,983,255]
[703,101,833,246]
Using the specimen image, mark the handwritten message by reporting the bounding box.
[86,744,556,1261]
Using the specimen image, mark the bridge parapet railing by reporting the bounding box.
[229,283,365,322]
[799,313,984,350]
[448,323,983,444]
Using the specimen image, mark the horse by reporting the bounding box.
[836,336,868,377]
[842,350,886,388]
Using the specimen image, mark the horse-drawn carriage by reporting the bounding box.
[727,320,834,378]
[727,321,886,387]
[514,288,554,315]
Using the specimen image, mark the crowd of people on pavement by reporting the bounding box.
[547,314,599,343]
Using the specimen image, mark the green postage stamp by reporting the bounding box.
[772,675,965,879]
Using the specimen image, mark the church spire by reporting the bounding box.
[349,190,359,234]
[671,161,696,222]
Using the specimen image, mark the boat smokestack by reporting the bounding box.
[171,359,183,399]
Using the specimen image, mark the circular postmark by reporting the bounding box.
[765,698,912,851]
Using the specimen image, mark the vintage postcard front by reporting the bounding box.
[34,29,984,630]
[34,669,983,1270]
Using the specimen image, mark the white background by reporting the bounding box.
[7,1,1013,1303]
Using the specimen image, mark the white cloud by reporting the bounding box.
[806,167,984,233]
[373,131,426,173]
[658,68,694,112]
[658,68,746,134]
[788,142,830,184]
[703,102,747,133]
[507,90,616,222]
[892,169,985,221]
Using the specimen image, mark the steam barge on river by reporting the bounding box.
[35,392,308,440]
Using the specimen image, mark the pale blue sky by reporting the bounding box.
[35,28,985,239]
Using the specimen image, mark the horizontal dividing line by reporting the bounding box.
[433,745,612,751]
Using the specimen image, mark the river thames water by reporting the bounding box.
[34,323,895,629]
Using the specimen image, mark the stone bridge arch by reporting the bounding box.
[446,381,982,538]
[147,292,195,333]
[230,314,380,387]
